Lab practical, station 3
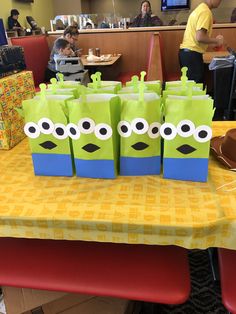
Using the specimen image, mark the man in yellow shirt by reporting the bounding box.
[179,0,224,83]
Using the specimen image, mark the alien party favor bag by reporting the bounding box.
[67,91,121,179]
[161,95,214,182]
[19,86,74,176]
[118,86,162,176]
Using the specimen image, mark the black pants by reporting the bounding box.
[179,49,204,84]
[44,68,57,83]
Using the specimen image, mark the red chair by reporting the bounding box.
[218,248,236,313]
[10,35,50,88]
[0,237,191,305]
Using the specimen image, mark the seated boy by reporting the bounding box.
[45,38,89,85]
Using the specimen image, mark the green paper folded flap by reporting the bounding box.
[87,72,122,93]
[47,76,82,92]
[67,93,121,178]
[165,80,204,90]
[126,75,162,95]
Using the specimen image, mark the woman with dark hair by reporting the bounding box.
[7,9,25,34]
[131,1,163,27]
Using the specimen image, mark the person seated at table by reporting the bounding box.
[130,1,163,27]
[45,26,81,81]
[7,9,25,35]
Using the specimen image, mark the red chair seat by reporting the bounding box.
[218,248,236,314]
[0,237,190,304]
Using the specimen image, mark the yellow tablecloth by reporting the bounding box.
[0,121,235,249]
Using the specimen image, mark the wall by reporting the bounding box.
[80,0,236,25]
[1,0,54,30]
[52,0,82,16]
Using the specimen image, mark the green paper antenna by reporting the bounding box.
[91,74,98,89]
[39,83,47,102]
[180,67,188,90]
[131,75,139,93]
[96,71,102,88]
[50,78,58,94]
[57,73,64,87]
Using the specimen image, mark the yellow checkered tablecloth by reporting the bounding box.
[0,122,235,249]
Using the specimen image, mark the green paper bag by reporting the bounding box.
[165,67,204,90]
[45,78,81,98]
[20,87,74,176]
[67,93,121,179]
[161,94,214,182]
[118,89,162,176]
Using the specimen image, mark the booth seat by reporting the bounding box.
[116,32,180,85]
[10,35,50,88]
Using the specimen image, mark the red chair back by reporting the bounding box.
[10,35,50,87]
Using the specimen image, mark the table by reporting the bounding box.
[0,122,236,250]
[81,54,122,67]
[81,54,122,80]
[203,51,230,64]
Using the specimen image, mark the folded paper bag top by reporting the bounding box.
[210,128,236,171]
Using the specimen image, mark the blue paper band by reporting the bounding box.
[75,159,116,179]
[163,158,209,182]
[120,156,161,176]
[32,153,73,176]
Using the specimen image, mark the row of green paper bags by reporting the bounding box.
[19,86,214,182]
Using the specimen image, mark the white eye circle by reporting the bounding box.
[38,118,54,134]
[131,118,149,134]
[160,123,177,140]
[52,123,68,140]
[78,118,95,134]
[66,123,80,140]
[177,120,195,138]
[117,121,132,137]
[95,123,112,140]
[193,125,212,143]
[24,122,40,139]
[148,122,161,139]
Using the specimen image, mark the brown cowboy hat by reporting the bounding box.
[210,128,236,171]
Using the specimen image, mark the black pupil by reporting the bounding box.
[42,122,50,130]
[136,122,144,130]
[181,124,190,132]
[56,128,64,136]
[199,130,207,138]
[100,128,107,135]
[164,127,172,135]
[83,121,90,129]
[121,125,128,133]
[152,127,159,134]
[70,127,76,135]
[29,126,36,133]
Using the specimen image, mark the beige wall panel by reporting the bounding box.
[53,0,82,15]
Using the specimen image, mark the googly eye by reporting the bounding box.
[78,118,95,134]
[38,118,54,134]
[131,118,149,134]
[117,121,132,137]
[66,123,80,140]
[160,123,177,140]
[148,122,161,139]
[193,125,212,143]
[177,120,195,138]
[95,123,112,140]
[52,123,68,140]
[24,122,40,139]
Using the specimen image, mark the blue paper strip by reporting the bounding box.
[120,156,161,176]
[32,153,73,176]
[163,158,209,182]
[75,159,116,179]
